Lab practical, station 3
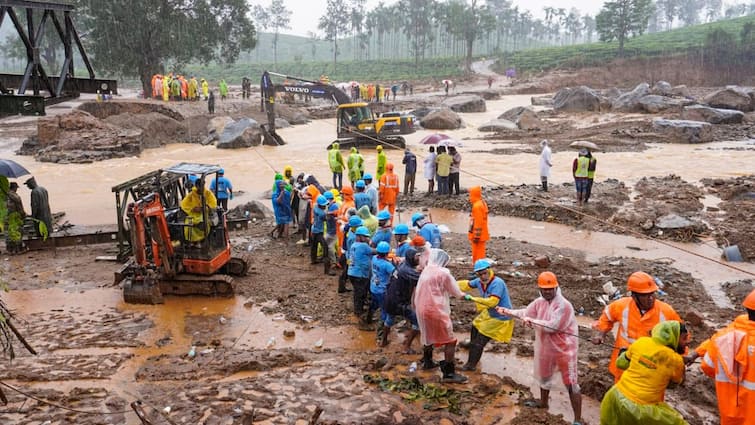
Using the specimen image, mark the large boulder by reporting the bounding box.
[652,118,713,143]
[671,85,691,98]
[421,108,462,130]
[498,106,542,130]
[612,83,650,112]
[461,89,500,100]
[637,95,692,114]
[602,87,622,100]
[478,119,517,132]
[530,95,553,106]
[287,111,310,125]
[104,112,186,148]
[411,107,438,120]
[274,117,291,128]
[207,116,234,135]
[681,105,745,124]
[651,81,673,96]
[704,86,754,112]
[217,118,262,149]
[553,86,603,112]
[441,94,486,113]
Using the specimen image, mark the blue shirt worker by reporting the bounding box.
[371,241,396,346]
[363,173,379,214]
[354,180,372,212]
[458,259,515,371]
[210,169,233,210]
[393,224,410,258]
[348,226,375,322]
[324,202,340,276]
[371,210,393,247]
[402,149,417,195]
[311,195,328,267]
[412,212,442,248]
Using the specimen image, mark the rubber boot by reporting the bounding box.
[440,360,468,383]
[324,258,336,276]
[379,325,390,347]
[422,345,439,370]
[462,342,484,371]
[542,179,548,192]
[375,321,385,344]
[337,274,351,293]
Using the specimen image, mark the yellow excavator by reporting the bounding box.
[260,71,415,149]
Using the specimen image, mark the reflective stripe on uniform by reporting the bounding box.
[620,307,634,344]
[712,361,755,390]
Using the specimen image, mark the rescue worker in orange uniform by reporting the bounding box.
[690,288,755,425]
[592,271,683,382]
[378,163,399,221]
[468,186,489,262]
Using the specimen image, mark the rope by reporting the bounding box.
[0,380,131,415]
[311,114,755,278]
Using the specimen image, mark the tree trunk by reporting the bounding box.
[465,37,474,70]
[618,33,625,57]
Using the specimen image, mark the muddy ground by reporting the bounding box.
[0,209,748,424]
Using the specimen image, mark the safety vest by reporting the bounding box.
[574,156,589,178]
[328,149,343,172]
[587,158,597,179]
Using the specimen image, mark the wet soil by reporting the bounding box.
[701,175,755,261]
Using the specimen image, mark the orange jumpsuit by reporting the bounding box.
[378,171,399,220]
[699,315,755,425]
[593,297,682,382]
[468,186,489,262]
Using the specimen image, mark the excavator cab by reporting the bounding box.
[117,163,250,305]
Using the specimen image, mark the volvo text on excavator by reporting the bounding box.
[260,71,415,149]
[114,163,251,304]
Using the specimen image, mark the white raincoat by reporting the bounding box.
[539,140,552,178]
[412,249,465,346]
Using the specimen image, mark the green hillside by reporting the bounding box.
[500,15,755,74]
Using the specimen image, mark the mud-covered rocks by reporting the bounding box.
[651,81,673,96]
[478,119,516,132]
[217,118,262,148]
[228,201,271,220]
[441,94,486,112]
[704,86,754,112]
[681,105,745,124]
[553,86,603,112]
[104,112,186,148]
[421,108,462,130]
[498,106,542,130]
[652,118,713,143]
[637,95,693,113]
[530,95,553,106]
[612,83,650,112]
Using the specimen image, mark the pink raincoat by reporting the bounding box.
[508,288,579,389]
[413,249,465,346]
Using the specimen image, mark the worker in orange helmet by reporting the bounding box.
[378,162,399,222]
[592,271,683,382]
[468,185,489,262]
[499,271,582,425]
[688,288,755,425]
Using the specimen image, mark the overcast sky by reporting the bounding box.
[253,0,608,37]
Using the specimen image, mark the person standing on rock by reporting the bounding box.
[210,168,233,211]
[572,148,589,206]
[498,271,582,425]
[539,140,553,192]
[328,142,345,190]
[24,177,52,238]
[413,248,468,383]
[402,148,417,195]
[457,259,514,372]
[449,146,461,196]
[585,150,597,204]
[468,186,489,262]
[424,146,436,194]
[5,182,27,253]
[691,288,755,425]
[592,271,683,383]
[218,79,228,101]
[600,321,689,425]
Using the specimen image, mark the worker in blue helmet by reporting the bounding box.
[457,259,514,372]
[354,180,371,212]
[363,173,379,214]
[338,215,363,293]
[393,223,411,258]
[383,247,421,353]
[348,226,376,321]
[371,210,393,248]
[210,168,233,211]
[412,212,442,248]
[324,201,340,276]
[310,195,329,266]
[371,241,396,346]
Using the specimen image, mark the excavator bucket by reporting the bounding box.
[123,275,164,305]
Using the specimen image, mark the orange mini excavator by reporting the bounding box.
[115,163,250,304]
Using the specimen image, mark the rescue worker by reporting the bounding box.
[208,91,215,114]
[180,177,217,243]
[363,173,379,214]
[393,224,410,258]
[600,321,689,425]
[188,76,198,101]
[310,195,328,265]
[402,148,417,195]
[413,248,468,383]
[376,145,387,181]
[383,247,421,353]
[468,185,489,262]
[273,179,292,239]
[371,241,396,346]
[162,75,170,102]
[328,142,345,190]
[338,215,362,294]
[585,150,597,204]
[170,77,181,101]
[539,140,552,192]
[348,226,374,322]
[347,147,364,187]
[209,168,233,211]
[370,210,393,247]
[412,212,442,249]
[354,180,371,212]
[435,146,452,195]
[458,259,514,371]
[324,201,339,276]
[5,182,27,253]
[424,146,436,194]
[379,163,399,220]
[357,205,378,235]
[201,78,209,100]
[152,74,162,99]
[694,288,755,425]
[572,148,590,207]
[448,147,461,196]
[499,272,582,425]
[219,79,228,100]
[592,271,683,382]
[24,177,53,238]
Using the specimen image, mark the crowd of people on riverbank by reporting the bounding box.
[149,74,228,102]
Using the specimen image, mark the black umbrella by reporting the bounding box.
[0,159,31,178]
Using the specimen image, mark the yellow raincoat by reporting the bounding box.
[180,187,218,242]
[458,276,515,342]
